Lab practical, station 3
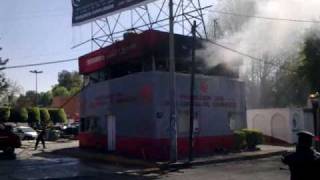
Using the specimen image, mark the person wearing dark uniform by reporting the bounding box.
[282,131,320,180]
[34,127,46,150]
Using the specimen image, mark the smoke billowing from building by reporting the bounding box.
[205,0,320,68]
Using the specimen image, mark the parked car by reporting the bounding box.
[62,123,79,138]
[0,123,21,155]
[13,126,38,140]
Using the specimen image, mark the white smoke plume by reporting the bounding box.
[204,0,320,67]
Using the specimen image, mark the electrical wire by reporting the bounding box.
[208,10,320,24]
[3,58,78,70]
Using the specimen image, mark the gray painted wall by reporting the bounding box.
[80,72,246,139]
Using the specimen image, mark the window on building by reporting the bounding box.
[178,110,200,134]
[228,112,244,131]
[80,116,102,134]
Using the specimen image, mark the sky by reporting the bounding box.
[0,0,212,94]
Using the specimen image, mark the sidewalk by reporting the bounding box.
[160,145,294,169]
[52,143,294,169]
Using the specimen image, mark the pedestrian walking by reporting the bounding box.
[34,126,46,150]
[282,131,320,180]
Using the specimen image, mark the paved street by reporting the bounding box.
[157,156,290,180]
[0,140,290,180]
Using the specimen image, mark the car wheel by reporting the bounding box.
[4,146,15,155]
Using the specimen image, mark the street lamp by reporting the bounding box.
[30,70,43,106]
[309,92,320,151]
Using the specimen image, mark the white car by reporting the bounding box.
[14,126,38,140]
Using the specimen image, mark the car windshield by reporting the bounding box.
[20,127,35,133]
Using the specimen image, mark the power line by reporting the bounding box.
[207,39,298,73]
[208,10,320,24]
[3,58,78,70]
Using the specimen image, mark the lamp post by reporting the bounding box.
[309,92,320,151]
[30,70,43,106]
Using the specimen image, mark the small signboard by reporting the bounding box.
[72,0,155,25]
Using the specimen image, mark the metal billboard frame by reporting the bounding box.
[72,0,211,49]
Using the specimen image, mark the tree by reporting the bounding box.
[69,87,81,96]
[49,108,67,124]
[27,107,40,128]
[16,91,37,107]
[298,35,320,93]
[0,107,10,123]
[52,86,70,97]
[0,43,9,99]
[40,108,51,127]
[57,70,83,91]
[10,107,28,123]
[38,91,53,107]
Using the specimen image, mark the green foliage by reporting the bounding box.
[241,129,263,150]
[27,107,40,128]
[0,107,10,123]
[10,107,28,123]
[57,70,83,91]
[233,131,247,150]
[40,108,51,127]
[49,108,67,124]
[17,90,36,106]
[0,72,9,96]
[52,86,70,97]
[298,35,320,93]
[69,87,81,96]
[38,91,53,107]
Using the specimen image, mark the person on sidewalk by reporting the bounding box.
[34,126,46,150]
[282,131,320,180]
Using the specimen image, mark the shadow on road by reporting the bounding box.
[0,152,16,160]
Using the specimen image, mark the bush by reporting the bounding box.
[40,108,51,127]
[241,129,263,150]
[0,107,10,123]
[49,108,67,124]
[27,107,41,128]
[233,130,247,150]
[10,107,28,123]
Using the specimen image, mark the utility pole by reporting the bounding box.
[169,0,177,162]
[30,70,43,106]
[188,21,197,162]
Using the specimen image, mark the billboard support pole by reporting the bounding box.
[188,20,196,162]
[169,0,177,162]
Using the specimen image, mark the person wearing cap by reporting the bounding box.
[282,131,320,180]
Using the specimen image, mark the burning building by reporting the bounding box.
[78,30,246,160]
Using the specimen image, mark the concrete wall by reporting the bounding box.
[79,71,246,159]
[247,108,306,144]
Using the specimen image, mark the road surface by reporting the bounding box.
[0,140,290,180]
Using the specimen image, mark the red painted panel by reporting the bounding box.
[78,30,169,74]
[78,132,107,150]
[79,133,234,160]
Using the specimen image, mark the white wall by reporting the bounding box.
[247,108,292,143]
[247,108,311,144]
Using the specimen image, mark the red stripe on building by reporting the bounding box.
[78,132,234,160]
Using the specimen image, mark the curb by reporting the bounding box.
[53,149,157,168]
[159,150,288,170]
[53,148,288,170]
